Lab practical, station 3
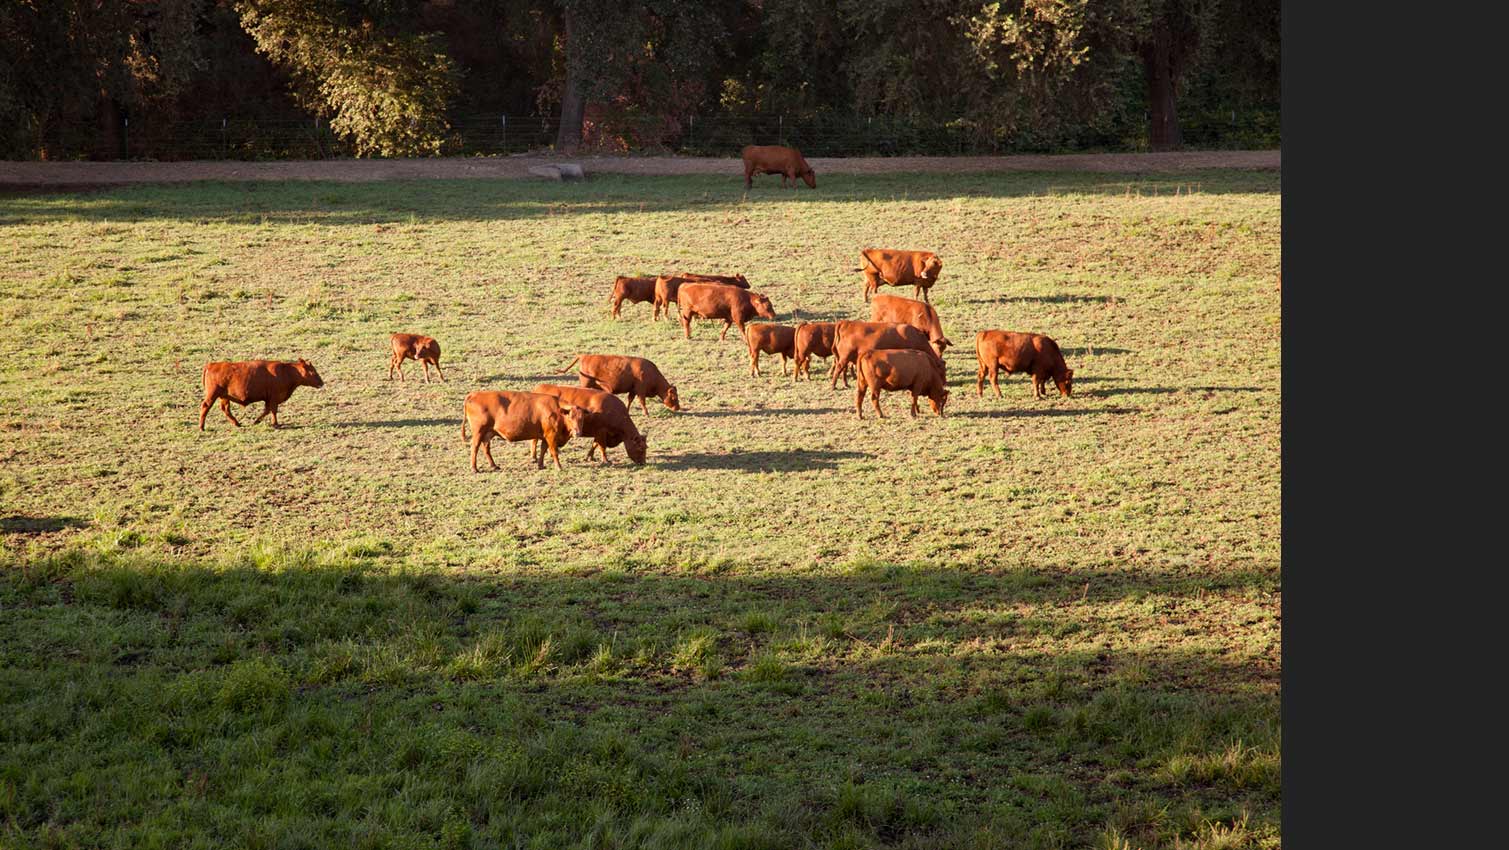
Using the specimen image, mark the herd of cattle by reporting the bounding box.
[197,154,1075,470]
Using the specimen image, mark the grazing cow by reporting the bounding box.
[388,333,444,382]
[609,275,658,320]
[855,349,950,419]
[829,320,945,389]
[858,249,944,303]
[746,323,797,377]
[561,354,682,414]
[199,359,324,430]
[742,145,815,189]
[461,390,572,471]
[653,273,751,321]
[869,294,952,355]
[793,321,849,382]
[678,282,777,341]
[975,330,1074,400]
[532,384,647,465]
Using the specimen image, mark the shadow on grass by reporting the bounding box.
[658,449,867,471]
[345,418,457,429]
[965,295,1115,305]
[680,407,840,419]
[1,515,88,534]
[953,406,1139,418]
[1061,346,1134,356]
[1091,386,1263,398]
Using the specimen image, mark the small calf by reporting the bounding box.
[389,333,444,382]
[746,323,797,377]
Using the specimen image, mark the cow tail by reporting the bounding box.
[557,355,581,374]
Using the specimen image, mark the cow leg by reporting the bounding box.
[596,439,611,466]
[395,357,405,382]
[1033,374,1046,400]
[198,391,218,431]
[751,350,760,377]
[388,355,398,380]
[433,362,445,382]
[470,433,483,472]
[781,354,790,378]
[910,393,920,418]
[636,394,650,416]
[976,363,987,397]
[252,403,272,426]
[854,383,865,419]
[682,315,693,339]
[421,361,432,383]
[872,389,885,419]
[991,365,1004,399]
[218,398,241,427]
[720,319,732,341]
[863,271,879,302]
[546,435,563,470]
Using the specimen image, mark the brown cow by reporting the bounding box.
[561,354,682,414]
[870,294,952,355]
[678,282,777,341]
[975,330,1074,400]
[742,145,815,189]
[199,359,324,430]
[855,349,950,419]
[859,249,944,303]
[745,323,797,377]
[792,321,838,381]
[532,384,648,465]
[829,320,945,389]
[653,273,751,321]
[461,390,572,471]
[388,333,444,382]
[609,276,658,320]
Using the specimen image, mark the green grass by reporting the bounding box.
[0,170,1280,849]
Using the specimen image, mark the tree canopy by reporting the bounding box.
[0,0,1279,159]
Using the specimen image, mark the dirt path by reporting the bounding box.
[0,150,1277,189]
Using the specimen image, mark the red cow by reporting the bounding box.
[653,273,750,321]
[869,294,951,355]
[975,330,1074,400]
[609,276,658,320]
[199,359,324,430]
[793,322,841,382]
[531,384,648,465]
[746,323,797,377]
[859,249,944,303]
[561,354,682,414]
[742,145,815,189]
[678,282,777,341]
[461,390,572,471]
[854,349,950,419]
[829,321,945,389]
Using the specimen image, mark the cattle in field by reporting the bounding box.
[561,354,681,414]
[531,384,647,465]
[199,359,324,430]
[652,273,750,321]
[609,276,658,320]
[858,249,943,303]
[792,321,839,381]
[741,145,815,189]
[745,323,797,377]
[677,283,776,341]
[461,390,572,471]
[974,330,1074,400]
[388,333,444,382]
[854,349,950,419]
[829,320,945,389]
[869,294,951,355]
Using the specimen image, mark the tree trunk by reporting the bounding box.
[554,8,585,154]
[1143,27,1182,152]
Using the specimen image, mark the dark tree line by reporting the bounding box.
[0,0,1279,159]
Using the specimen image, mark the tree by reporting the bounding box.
[235,0,460,156]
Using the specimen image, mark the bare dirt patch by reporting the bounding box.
[1,150,1278,191]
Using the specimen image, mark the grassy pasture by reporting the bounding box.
[0,170,1280,849]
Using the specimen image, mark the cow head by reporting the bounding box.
[923,255,943,280]
[296,359,324,388]
[1055,368,1074,398]
[735,274,750,287]
[751,294,776,320]
[929,335,953,358]
[801,167,816,189]
[929,387,951,416]
[625,431,648,465]
[663,385,682,411]
[562,404,588,437]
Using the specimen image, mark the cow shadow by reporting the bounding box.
[475,373,574,386]
[1060,347,1134,356]
[964,295,1115,305]
[1,515,88,534]
[346,418,456,429]
[681,407,839,418]
[953,406,1139,418]
[658,449,868,471]
[1091,386,1263,398]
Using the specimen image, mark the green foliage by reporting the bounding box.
[236,0,460,156]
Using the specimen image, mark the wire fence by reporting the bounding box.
[30,110,1279,161]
